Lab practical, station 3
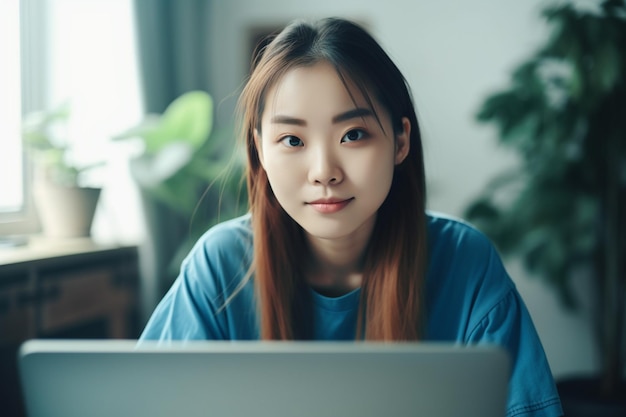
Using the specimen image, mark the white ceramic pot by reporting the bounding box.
[33,183,101,238]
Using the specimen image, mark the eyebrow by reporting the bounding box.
[270,107,374,126]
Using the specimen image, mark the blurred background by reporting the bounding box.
[3,0,623,415]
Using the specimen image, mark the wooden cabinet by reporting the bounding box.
[0,272,35,344]
[0,239,140,417]
[0,241,139,341]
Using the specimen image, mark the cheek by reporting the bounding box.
[348,150,395,191]
[366,168,395,207]
[262,153,303,195]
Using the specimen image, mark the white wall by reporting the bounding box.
[205,0,599,379]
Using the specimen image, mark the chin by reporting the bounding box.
[299,217,368,241]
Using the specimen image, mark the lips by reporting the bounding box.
[306,197,354,214]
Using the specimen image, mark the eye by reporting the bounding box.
[341,129,366,143]
[280,135,304,147]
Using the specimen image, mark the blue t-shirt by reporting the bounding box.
[140,212,563,417]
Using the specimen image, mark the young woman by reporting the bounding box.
[140,17,563,417]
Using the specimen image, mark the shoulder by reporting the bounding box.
[190,213,253,261]
[426,210,489,241]
[197,212,253,246]
[424,211,515,337]
[181,213,254,289]
[426,210,497,263]
[140,213,257,341]
[425,210,509,284]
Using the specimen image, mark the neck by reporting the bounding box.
[304,223,373,297]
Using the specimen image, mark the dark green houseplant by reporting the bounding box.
[464,0,625,414]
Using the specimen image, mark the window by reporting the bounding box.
[0,0,40,238]
[0,1,23,213]
[0,0,142,241]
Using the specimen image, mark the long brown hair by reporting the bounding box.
[237,18,428,340]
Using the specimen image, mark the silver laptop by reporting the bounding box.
[18,339,510,417]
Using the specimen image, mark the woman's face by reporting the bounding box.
[255,61,410,243]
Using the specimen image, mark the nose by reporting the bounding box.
[308,145,343,186]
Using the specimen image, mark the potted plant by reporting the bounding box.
[22,103,104,238]
[114,90,247,295]
[464,1,625,416]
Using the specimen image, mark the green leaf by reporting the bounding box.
[114,91,214,156]
[593,43,622,93]
[146,90,214,153]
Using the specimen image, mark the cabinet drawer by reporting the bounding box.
[0,274,36,344]
[40,267,129,333]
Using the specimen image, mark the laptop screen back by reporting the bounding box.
[18,340,510,417]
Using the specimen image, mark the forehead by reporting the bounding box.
[262,61,379,118]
